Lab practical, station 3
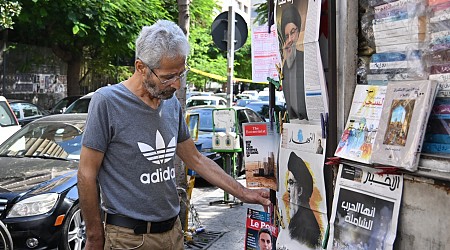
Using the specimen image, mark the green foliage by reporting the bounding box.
[253,2,268,26]
[0,0,22,30]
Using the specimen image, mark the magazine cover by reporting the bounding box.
[327,164,403,250]
[245,208,278,250]
[243,122,280,190]
[371,80,438,171]
[335,85,387,164]
[276,123,328,250]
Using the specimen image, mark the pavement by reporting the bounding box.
[186,176,263,250]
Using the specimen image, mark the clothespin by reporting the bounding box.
[325,156,341,166]
[320,113,329,139]
[374,165,400,175]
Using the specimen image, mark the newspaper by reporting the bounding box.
[327,164,404,250]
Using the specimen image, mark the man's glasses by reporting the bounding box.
[150,65,190,85]
[285,27,298,40]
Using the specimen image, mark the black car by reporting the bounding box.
[49,95,83,114]
[0,114,86,249]
[186,106,265,175]
[8,99,50,126]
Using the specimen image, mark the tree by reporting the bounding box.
[0,0,21,30]
[8,0,168,95]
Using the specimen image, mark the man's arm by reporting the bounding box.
[78,146,105,250]
[176,138,270,206]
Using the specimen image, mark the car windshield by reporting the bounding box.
[0,122,85,160]
[64,98,90,113]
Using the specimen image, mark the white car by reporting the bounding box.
[186,95,227,108]
[0,96,21,144]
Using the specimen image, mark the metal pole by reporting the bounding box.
[226,5,235,107]
[1,30,7,96]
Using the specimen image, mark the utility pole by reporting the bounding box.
[226,5,235,107]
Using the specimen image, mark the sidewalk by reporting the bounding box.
[186,177,262,250]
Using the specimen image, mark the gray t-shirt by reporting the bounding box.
[82,83,190,222]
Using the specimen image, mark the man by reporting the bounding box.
[78,20,271,250]
[281,5,308,120]
[258,227,273,250]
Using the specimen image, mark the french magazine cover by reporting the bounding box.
[243,122,280,190]
[335,85,387,164]
[245,208,278,250]
[327,164,403,250]
[371,80,438,171]
[276,123,328,250]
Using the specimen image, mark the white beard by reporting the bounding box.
[285,45,297,69]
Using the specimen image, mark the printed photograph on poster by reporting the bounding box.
[327,164,403,250]
[245,208,278,250]
[275,0,328,122]
[276,124,327,249]
[243,122,280,190]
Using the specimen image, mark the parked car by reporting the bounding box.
[186,105,265,175]
[257,91,286,103]
[0,114,87,249]
[8,99,50,126]
[241,90,259,99]
[235,98,257,107]
[0,96,21,145]
[186,95,227,108]
[63,92,94,114]
[49,95,83,114]
[245,101,287,122]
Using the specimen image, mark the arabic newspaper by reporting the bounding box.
[245,208,278,250]
[276,123,328,249]
[327,164,404,250]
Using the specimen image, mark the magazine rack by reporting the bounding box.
[209,108,243,207]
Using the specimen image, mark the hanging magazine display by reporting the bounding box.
[371,80,438,171]
[328,164,403,250]
[243,122,280,190]
[276,123,328,249]
[335,85,387,164]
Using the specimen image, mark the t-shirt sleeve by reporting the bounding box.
[177,103,190,143]
[82,92,111,152]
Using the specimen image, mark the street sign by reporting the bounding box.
[211,11,248,51]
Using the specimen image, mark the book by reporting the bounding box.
[335,85,387,164]
[371,80,438,171]
[327,164,403,250]
[245,208,278,250]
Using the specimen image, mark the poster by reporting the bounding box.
[275,0,328,122]
[276,123,328,249]
[245,208,278,250]
[243,122,280,190]
[327,164,403,250]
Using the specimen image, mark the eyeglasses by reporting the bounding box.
[287,179,297,186]
[150,65,190,85]
[285,27,298,40]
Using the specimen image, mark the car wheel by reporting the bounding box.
[59,203,86,250]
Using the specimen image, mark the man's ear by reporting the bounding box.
[135,60,147,75]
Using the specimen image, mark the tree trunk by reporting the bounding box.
[176,0,190,233]
[66,55,82,96]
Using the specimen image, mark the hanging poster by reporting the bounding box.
[245,208,278,250]
[327,164,403,250]
[243,122,280,190]
[275,0,328,122]
[276,123,328,249]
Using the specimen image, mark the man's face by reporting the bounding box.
[258,232,272,250]
[143,56,186,100]
[287,171,300,217]
[283,22,299,68]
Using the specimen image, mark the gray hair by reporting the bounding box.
[135,20,190,69]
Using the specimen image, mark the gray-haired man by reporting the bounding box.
[78,20,271,250]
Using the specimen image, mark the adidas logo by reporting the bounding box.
[138,131,176,184]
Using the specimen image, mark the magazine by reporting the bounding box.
[243,122,280,190]
[327,164,403,250]
[371,80,438,171]
[276,123,328,250]
[245,208,278,250]
[335,85,387,164]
